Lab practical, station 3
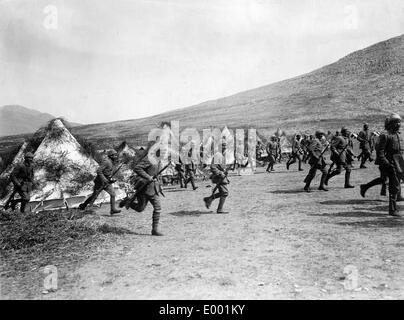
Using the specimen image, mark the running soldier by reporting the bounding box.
[8,152,35,213]
[303,131,329,192]
[357,123,374,168]
[375,114,404,217]
[286,134,304,171]
[79,150,121,214]
[266,136,278,172]
[203,143,230,214]
[325,127,355,188]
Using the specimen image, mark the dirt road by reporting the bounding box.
[1,163,403,299]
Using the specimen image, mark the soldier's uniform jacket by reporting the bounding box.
[308,138,326,166]
[210,163,229,185]
[376,131,404,174]
[95,157,115,185]
[133,157,163,196]
[292,139,303,155]
[330,136,354,163]
[358,130,373,151]
[266,141,278,156]
[11,162,34,192]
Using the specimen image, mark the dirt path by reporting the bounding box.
[2,163,404,299]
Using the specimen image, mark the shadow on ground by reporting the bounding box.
[319,199,385,205]
[168,210,214,217]
[337,217,404,228]
[309,211,388,218]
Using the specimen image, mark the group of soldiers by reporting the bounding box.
[265,114,403,217]
[2,114,403,235]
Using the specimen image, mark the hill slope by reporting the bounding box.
[0,105,81,137]
[1,34,403,149]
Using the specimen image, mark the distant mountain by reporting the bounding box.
[0,105,80,136]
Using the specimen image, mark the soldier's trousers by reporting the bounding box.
[211,183,228,212]
[266,155,276,171]
[360,149,372,166]
[185,170,196,189]
[287,153,302,169]
[361,167,388,195]
[130,193,162,227]
[82,181,115,208]
[304,164,327,187]
[10,187,31,213]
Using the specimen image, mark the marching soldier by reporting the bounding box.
[203,143,230,214]
[184,146,198,190]
[286,134,304,171]
[79,150,121,214]
[8,152,35,213]
[266,136,278,172]
[301,134,310,163]
[360,122,388,198]
[324,127,355,188]
[175,160,185,188]
[375,114,403,217]
[303,131,329,192]
[357,123,374,168]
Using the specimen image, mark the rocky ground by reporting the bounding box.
[1,161,403,300]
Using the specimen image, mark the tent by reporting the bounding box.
[279,136,292,154]
[1,119,125,211]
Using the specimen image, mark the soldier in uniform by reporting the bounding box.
[286,134,304,171]
[184,146,198,190]
[8,152,35,213]
[375,114,403,217]
[132,151,165,235]
[303,131,329,192]
[79,150,121,214]
[203,143,230,214]
[174,160,185,188]
[360,121,388,198]
[301,134,310,163]
[357,123,374,168]
[324,127,355,188]
[266,136,278,172]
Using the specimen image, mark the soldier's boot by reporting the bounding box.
[360,157,367,169]
[190,178,198,191]
[298,160,303,171]
[397,186,404,202]
[389,194,401,217]
[216,196,229,214]
[203,196,213,209]
[304,180,311,192]
[380,183,387,196]
[151,211,163,236]
[344,171,354,188]
[360,178,382,197]
[20,200,28,213]
[286,159,291,170]
[110,196,121,215]
[79,195,95,211]
[318,174,329,191]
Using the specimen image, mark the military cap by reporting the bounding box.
[24,152,34,159]
[389,113,401,122]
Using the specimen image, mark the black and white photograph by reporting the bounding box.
[0,0,403,303]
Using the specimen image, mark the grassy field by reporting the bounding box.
[1,160,403,300]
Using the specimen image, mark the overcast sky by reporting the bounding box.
[0,0,403,124]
